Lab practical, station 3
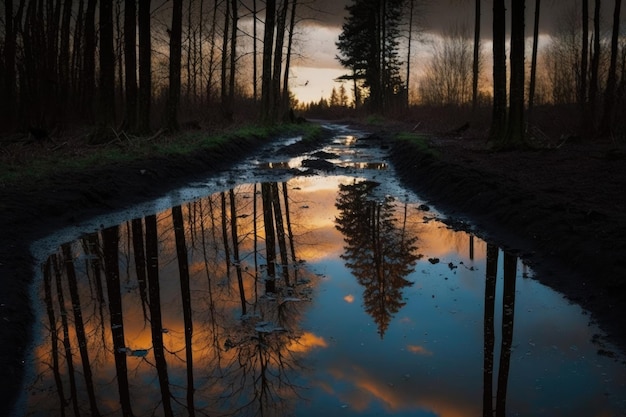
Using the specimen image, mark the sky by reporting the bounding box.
[287,0,625,104]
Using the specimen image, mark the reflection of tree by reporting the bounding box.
[145,214,174,417]
[62,243,101,417]
[221,295,306,417]
[172,205,195,415]
[483,244,498,417]
[482,248,518,417]
[34,182,314,416]
[335,180,419,337]
[496,252,517,417]
[42,258,66,416]
[102,225,134,417]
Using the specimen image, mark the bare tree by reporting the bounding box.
[261,0,276,120]
[528,0,541,117]
[472,0,480,112]
[137,0,152,133]
[98,0,117,135]
[165,0,183,131]
[490,0,507,141]
[124,0,138,131]
[600,0,622,137]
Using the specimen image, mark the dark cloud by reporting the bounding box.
[299,0,625,39]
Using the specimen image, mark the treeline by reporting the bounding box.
[0,0,301,138]
[333,0,624,144]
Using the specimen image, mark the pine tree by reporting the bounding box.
[336,0,405,113]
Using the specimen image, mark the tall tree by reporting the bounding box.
[282,0,298,115]
[528,0,541,116]
[124,0,138,131]
[137,0,151,133]
[165,0,183,131]
[336,0,405,113]
[2,0,17,129]
[59,0,73,119]
[272,0,289,119]
[588,0,601,132]
[220,0,231,114]
[600,0,622,137]
[504,0,526,147]
[228,0,238,119]
[261,0,276,120]
[472,0,481,112]
[580,0,589,107]
[99,0,116,129]
[489,0,507,141]
[82,0,98,121]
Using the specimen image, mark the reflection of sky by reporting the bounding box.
[26,171,626,415]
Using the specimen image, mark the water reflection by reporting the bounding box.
[27,174,626,417]
[335,180,419,337]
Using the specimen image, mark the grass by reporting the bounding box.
[0,122,323,188]
[393,131,440,158]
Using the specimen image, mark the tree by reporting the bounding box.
[600,0,622,137]
[588,0,601,133]
[165,0,183,131]
[336,0,405,113]
[124,0,138,131]
[489,0,507,141]
[503,0,526,147]
[472,0,481,112]
[528,0,541,116]
[418,26,474,106]
[99,0,116,129]
[137,0,151,133]
[261,0,276,120]
[2,0,17,130]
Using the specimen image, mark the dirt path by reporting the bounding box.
[1,123,625,415]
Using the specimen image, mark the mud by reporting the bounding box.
[1,123,625,415]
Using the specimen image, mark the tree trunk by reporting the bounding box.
[528,0,540,117]
[272,0,289,119]
[228,190,247,315]
[600,0,621,137]
[228,0,238,120]
[406,0,415,109]
[99,0,116,128]
[59,0,73,121]
[2,0,17,130]
[282,0,298,116]
[472,0,480,113]
[138,0,151,133]
[588,0,601,133]
[261,0,276,120]
[580,0,589,106]
[124,0,138,131]
[253,0,258,102]
[220,0,230,114]
[82,0,97,121]
[165,0,183,131]
[504,0,526,147]
[489,0,507,141]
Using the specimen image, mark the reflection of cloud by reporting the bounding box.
[406,345,433,356]
[343,294,355,303]
[329,365,479,417]
[287,332,328,353]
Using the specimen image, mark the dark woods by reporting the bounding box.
[0,0,300,139]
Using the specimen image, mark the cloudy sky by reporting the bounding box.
[288,0,625,103]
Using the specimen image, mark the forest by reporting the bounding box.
[1,0,624,145]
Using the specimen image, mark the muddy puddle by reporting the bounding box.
[17,124,626,416]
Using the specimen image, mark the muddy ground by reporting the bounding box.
[1,122,625,415]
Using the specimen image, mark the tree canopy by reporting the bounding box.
[336,0,406,113]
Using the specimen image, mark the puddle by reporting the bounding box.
[18,125,626,416]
